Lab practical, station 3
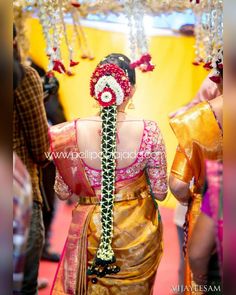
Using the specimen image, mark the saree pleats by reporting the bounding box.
[51,205,95,295]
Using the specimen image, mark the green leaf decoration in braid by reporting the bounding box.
[88,105,120,279]
[88,59,133,282]
[97,105,117,263]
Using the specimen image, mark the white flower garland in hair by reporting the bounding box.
[94,76,125,105]
[88,62,132,281]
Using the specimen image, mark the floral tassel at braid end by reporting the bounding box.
[87,256,120,282]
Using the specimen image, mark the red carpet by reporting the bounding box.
[39,203,179,295]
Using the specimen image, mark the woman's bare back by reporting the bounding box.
[76,114,145,170]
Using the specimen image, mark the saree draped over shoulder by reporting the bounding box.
[49,120,167,295]
[169,101,223,294]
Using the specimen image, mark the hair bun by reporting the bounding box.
[90,63,131,107]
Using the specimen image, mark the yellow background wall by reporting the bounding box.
[26,18,208,207]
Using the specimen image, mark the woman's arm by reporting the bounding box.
[169,173,191,204]
[188,212,216,285]
[146,122,168,201]
[169,147,193,203]
[54,169,73,200]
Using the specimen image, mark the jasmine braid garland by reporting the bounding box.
[88,61,132,280]
[87,105,120,279]
[98,105,117,265]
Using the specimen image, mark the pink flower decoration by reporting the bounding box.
[209,75,221,84]
[130,53,155,72]
[71,1,81,8]
[46,71,55,78]
[203,62,213,70]
[53,60,66,74]
[70,59,80,67]
[66,70,75,76]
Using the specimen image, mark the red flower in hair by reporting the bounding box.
[90,63,131,105]
[97,88,116,107]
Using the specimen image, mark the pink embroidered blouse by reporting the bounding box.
[54,120,168,199]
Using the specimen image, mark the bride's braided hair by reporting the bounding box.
[88,54,135,280]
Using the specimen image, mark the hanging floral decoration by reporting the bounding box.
[190,0,201,3]
[124,0,155,72]
[209,48,223,84]
[13,0,94,76]
[14,0,222,76]
[70,1,95,60]
[130,53,155,73]
[190,0,223,75]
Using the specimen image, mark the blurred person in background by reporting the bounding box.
[224,34,236,295]
[13,153,32,294]
[30,60,66,125]
[13,25,50,294]
[189,160,223,294]
[29,59,66,263]
[169,56,223,294]
[169,73,221,119]
[0,153,12,295]
[13,36,32,294]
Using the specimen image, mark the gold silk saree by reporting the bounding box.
[49,121,163,295]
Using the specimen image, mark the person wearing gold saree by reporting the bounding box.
[49,53,168,295]
[169,60,223,294]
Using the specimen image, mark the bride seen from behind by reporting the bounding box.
[49,53,168,295]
